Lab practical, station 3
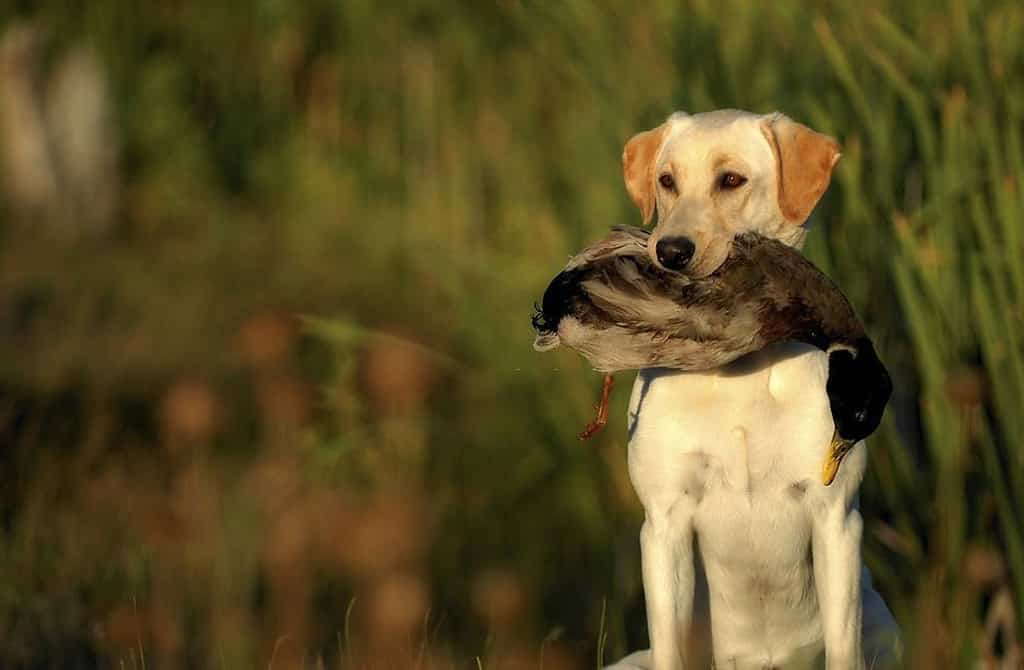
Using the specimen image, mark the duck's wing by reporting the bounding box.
[724,234,867,349]
[567,233,868,371]
[562,252,772,371]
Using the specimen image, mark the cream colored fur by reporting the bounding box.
[606,110,900,670]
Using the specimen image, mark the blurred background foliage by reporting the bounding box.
[0,0,1022,668]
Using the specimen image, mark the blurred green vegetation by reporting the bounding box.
[0,0,1022,668]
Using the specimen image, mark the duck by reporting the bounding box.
[532,226,892,485]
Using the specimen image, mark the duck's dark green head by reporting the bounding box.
[826,339,893,443]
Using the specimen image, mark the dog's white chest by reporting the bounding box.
[627,342,834,505]
[626,342,861,667]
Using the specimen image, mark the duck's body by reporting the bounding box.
[532,226,892,478]
[534,226,865,372]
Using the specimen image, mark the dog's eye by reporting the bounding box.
[719,172,748,189]
[658,173,676,190]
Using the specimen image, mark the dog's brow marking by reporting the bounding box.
[711,154,741,172]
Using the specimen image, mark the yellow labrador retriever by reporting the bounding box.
[607,110,900,670]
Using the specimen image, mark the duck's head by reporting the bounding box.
[822,339,893,485]
[826,340,893,444]
[622,110,841,277]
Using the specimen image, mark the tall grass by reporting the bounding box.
[0,1,1021,667]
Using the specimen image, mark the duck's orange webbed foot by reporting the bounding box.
[579,374,615,440]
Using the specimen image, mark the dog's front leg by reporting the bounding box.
[811,478,865,670]
[641,500,697,670]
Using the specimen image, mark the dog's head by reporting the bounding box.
[622,109,840,276]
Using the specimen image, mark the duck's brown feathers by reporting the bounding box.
[533,227,865,373]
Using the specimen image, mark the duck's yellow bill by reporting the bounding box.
[822,433,856,486]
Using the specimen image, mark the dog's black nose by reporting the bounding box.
[655,236,696,271]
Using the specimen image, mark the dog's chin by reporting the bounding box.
[683,260,720,279]
[645,251,727,278]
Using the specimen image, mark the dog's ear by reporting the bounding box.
[761,114,841,224]
[623,122,670,226]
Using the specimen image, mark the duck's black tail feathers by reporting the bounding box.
[532,269,584,334]
[531,301,554,334]
[532,268,588,351]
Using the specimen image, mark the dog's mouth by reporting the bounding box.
[647,228,738,278]
[682,251,723,279]
[652,244,730,279]
[647,238,710,277]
